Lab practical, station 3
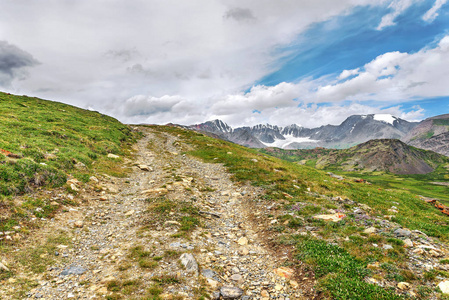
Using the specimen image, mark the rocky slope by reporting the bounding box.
[191,114,417,149]
[402,114,449,157]
[315,139,449,174]
[0,127,314,299]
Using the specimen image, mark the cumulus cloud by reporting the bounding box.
[121,95,184,117]
[422,0,448,21]
[0,41,39,86]
[312,35,449,102]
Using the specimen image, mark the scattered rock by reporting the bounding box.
[274,267,294,279]
[237,237,248,245]
[230,274,242,281]
[403,238,413,248]
[0,261,9,271]
[438,280,449,294]
[397,282,410,290]
[364,227,377,234]
[383,244,393,250]
[220,286,243,299]
[60,265,87,276]
[124,210,135,216]
[142,188,168,196]
[164,221,181,227]
[180,253,198,274]
[394,228,411,237]
[107,154,119,159]
[74,221,84,228]
[138,164,152,171]
[313,213,346,222]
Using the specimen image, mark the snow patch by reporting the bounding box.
[261,135,319,149]
[373,114,396,125]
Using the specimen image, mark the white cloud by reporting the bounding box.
[376,0,416,30]
[338,68,360,80]
[0,0,390,108]
[423,0,448,21]
[310,35,449,102]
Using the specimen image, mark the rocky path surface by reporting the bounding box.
[0,127,312,299]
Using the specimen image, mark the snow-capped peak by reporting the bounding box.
[373,114,397,125]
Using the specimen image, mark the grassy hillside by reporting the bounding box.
[153,125,449,299]
[0,92,138,232]
[0,92,137,195]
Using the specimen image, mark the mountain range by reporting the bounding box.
[190,114,417,149]
[190,113,449,157]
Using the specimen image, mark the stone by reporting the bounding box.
[138,164,152,171]
[275,284,283,291]
[201,269,216,279]
[180,253,198,274]
[364,227,377,234]
[383,244,393,250]
[438,280,449,294]
[274,267,294,279]
[240,247,249,255]
[74,220,84,228]
[394,228,411,237]
[50,201,59,206]
[164,221,181,227]
[290,280,299,288]
[0,261,9,271]
[124,210,135,216]
[99,196,108,201]
[397,282,410,290]
[74,162,86,170]
[142,188,168,196]
[230,274,242,281]
[261,290,270,298]
[313,213,346,222]
[206,278,219,288]
[413,248,425,255]
[89,176,99,183]
[403,238,413,248]
[60,265,87,276]
[107,153,119,159]
[220,286,244,299]
[430,250,441,257]
[237,237,248,245]
[251,159,258,162]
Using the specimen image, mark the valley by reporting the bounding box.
[1,93,449,299]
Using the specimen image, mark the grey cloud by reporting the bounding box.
[224,8,256,21]
[0,41,39,85]
[407,81,426,88]
[122,95,184,117]
[104,48,140,62]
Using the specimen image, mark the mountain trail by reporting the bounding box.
[0,127,317,299]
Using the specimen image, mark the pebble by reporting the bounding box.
[60,265,87,276]
[180,253,199,274]
[220,286,243,299]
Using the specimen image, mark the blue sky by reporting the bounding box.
[255,0,449,121]
[1,0,449,127]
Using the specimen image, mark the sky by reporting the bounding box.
[1,0,449,128]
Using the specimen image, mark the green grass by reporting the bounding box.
[0,91,138,196]
[149,125,449,299]
[0,92,139,236]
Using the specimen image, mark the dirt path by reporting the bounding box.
[0,127,314,299]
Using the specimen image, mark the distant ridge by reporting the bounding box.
[190,114,418,149]
[402,114,449,157]
[314,139,448,174]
